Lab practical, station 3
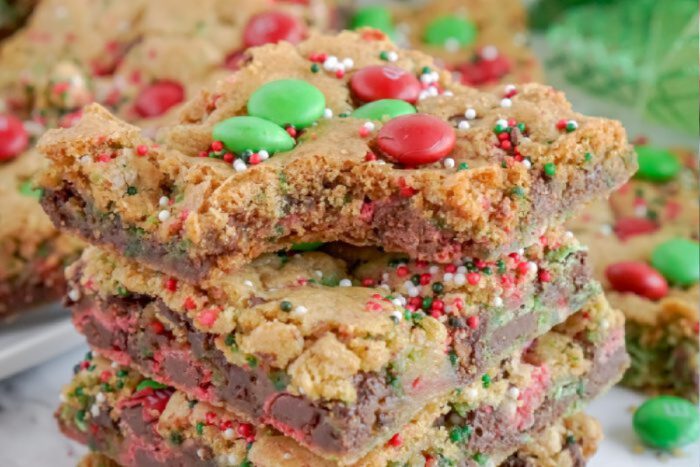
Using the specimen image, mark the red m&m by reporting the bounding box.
[605,261,668,300]
[614,217,658,240]
[243,11,306,48]
[0,114,29,161]
[134,80,185,118]
[376,114,455,165]
[350,65,421,104]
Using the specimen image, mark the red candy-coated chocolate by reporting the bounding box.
[457,55,511,87]
[614,217,659,240]
[243,11,306,48]
[134,80,185,118]
[350,65,421,104]
[0,114,29,161]
[605,261,668,300]
[377,114,455,165]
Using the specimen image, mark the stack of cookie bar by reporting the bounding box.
[0,0,331,319]
[42,30,635,465]
[570,146,699,402]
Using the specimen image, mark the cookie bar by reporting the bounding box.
[569,147,699,401]
[77,410,602,467]
[37,31,635,282]
[65,227,598,462]
[57,295,624,465]
[0,0,331,127]
[348,0,543,86]
[0,147,83,317]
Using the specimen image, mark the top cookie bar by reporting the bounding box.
[38,30,635,282]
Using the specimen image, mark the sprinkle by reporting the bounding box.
[387,433,403,447]
[443,158,455,169]
[223,428,235,440]
[457,162,469,171]
[481,45,499,60]
[458,121,470,130]
[500,98,512,108]
[363,121,376,132]
[465,108,477,120]
[492,296,503,307]
[508,387,520,399]
[90,404,100,417]
[339,278,352,287]
[342,58,354,70]
[243,280,254,287]
[136,145,149,156]
[258,150,269,161]
[504,84,517,95]
[158,210,170,222]
[159,196,169,207]
[198,308,219,327]
[390,310,403,322]
[280,301,293,312]
[482,374,491,388]
[323,108,333,119]
[233,159,247,172]
[522,159,532,169]
[293,305,308,316]
[453,273,466,286]
[543,162,556,177]
[464,387,479,401]
[95,392,106,403]
[68,289,81,301]
[467,315,479,329]
[227,454,239,464]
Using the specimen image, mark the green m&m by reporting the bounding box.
[248,79,326,129]
[633,395,700,450]
[351,6,394,36]
[213,116,295,155]
[352,99,416,121]
[635,146,681,182]
[650,238,700,287]
[423,16,476,49]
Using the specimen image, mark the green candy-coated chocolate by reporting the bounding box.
[423,16,476,48]
[290,242,324,252]
[350,6,394,36]
[633,395,700,450]
[651,238,700,286]
[248,79,326,129]
[635,146,681,182]
[213,116,295,155]
[352,99,416,121]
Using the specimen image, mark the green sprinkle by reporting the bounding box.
[584,152,592,162]
[431,282,444,294]
[449,351,459,367]
[246,355,258,368]
[517,122,526,133]
[421,296,433,310]
[481,374,491,388]
[472,452,488,465]
[280,300,293,312]
[411,274,421,286]
[421,66,432,74]
[457,162,469,171]
[196,422,204,436]
[19,180,43,198]
[126,186,138,196]
[544,162,556,177]
[566,434,576,445]
[116,370,128,378]
[379,51,390,61]
[310,63,320,73]
[136,379,168,392]
[511,186,525,198]
[169,431,184,445]
[497,260,506,274]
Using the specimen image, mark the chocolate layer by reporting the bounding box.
[42,149,630,283]
[71,280,591,461]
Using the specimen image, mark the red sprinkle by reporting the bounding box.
[237,423,254,438]
[467,315,479,329]
[467,272,480,285]
[100,370,112,383]
[362,278,375,286]
[445,264,457,273]
[365,151,377,161]
[387,433,403,447]
[136,145,149,156]
[198,308,220,327]
[184,296,197,310]
[164,277,178,292]
[538,270,552,283]
[396,265,409,277]
[211,140,224,152]
[150,320,165,335]
[205,412,218,425]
